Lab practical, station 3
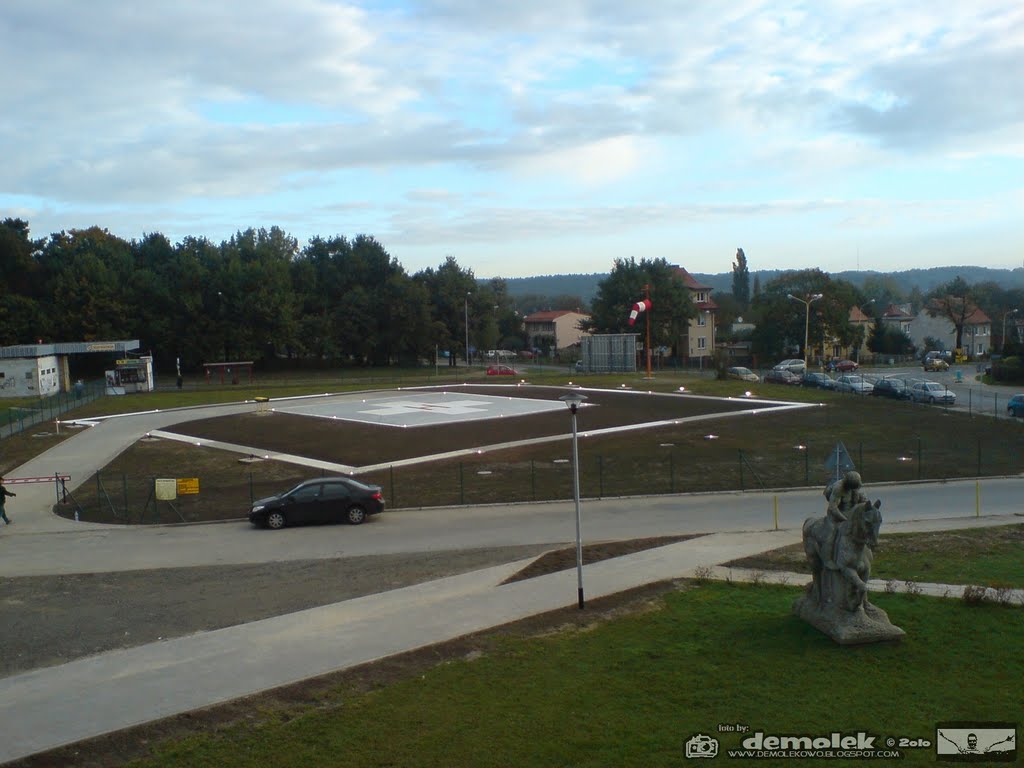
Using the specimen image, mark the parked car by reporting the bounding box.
[910,381,956,405]
[249,477,385,529]
[872,376,912,400]
[1007,394,1024,417]
[726,366,759,382]
[486,364,519,376]
[923,357,950,372]
[773,358,806,374]
[834,374,874,394]
[801,372,835,389]
[764,368,801,385]
[826,359,859,372]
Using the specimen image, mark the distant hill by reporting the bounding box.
[502,267,1024,305]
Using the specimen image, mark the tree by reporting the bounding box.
[731,248,750,310]
[750,269,857,362]
[583,258,695,353]
[867,320,914,355]
[925,276,975,350]
[415,257,477,364]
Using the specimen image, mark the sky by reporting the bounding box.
[2,1,1022,279]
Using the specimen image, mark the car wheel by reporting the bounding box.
[267,511,286,530]
[346,505,367,525]
[928,396,936,404]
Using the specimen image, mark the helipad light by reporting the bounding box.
[744,390,753,397]
[704,434,719,440]
[678,386,686,392]
[794,444,807,450]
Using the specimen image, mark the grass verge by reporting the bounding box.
[726,523,1024,588]
[115,582,1022,768]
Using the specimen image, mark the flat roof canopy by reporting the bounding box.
[0,340,140,359]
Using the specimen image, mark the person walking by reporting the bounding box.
[0,476,16,524]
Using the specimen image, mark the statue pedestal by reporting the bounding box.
[794,587,906,645]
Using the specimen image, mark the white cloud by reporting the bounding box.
[1,0,1021,276]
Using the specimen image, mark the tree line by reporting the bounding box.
[3,218,1020,374]
[0,220,528,372]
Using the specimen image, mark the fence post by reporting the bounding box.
[773,495,779,530]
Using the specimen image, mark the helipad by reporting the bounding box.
[274,390,569,428]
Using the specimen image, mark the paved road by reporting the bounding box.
[0,391,1021,578]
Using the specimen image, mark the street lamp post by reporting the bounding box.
[1003,309,1018,353]
[464,292,471,367]
[559,392,588,609]
[788,293,823,370]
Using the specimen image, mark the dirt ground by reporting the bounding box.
[3,536,689,768]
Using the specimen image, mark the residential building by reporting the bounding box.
[880,304,913,334]
[671,266,717,364]
[523,310,589,355]
[909,307,992,357]
[847,305,874,360]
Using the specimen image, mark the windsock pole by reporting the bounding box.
[644,284,653,378]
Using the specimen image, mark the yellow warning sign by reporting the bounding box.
[176,477,200,495]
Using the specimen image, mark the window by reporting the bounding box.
[321,482,352,501]
[697,337,707,350]
[695,291,707,303]
[290,484,321,502]
[697,314,706,327]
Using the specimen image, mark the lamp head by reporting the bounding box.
[559,392,587,414]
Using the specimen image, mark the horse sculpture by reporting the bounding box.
[802,499,882,612]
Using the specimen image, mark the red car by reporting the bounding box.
[828,359,859,372]
[486,365,519,376]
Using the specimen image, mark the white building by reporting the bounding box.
[0,341,145,398]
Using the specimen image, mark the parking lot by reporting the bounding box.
[753,362,1024,419]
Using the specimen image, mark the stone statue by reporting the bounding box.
[793,471,905,644]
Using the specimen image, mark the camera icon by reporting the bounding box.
[685,734,719,759]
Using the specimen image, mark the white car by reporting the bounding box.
[910,381,956,405]
[834,374,874,394]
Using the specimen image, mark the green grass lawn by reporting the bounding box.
[730,525,1024,589]
[126,583,1022,768]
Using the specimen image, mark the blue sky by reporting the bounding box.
[2,0,1022,278]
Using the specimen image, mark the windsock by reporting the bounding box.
[628,299,651,326]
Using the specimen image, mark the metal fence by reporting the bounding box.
[0,382,106,440]
[62,429,1024,525]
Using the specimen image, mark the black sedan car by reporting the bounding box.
[801,372,835,389]
[872,377,912,400]
[249,477,385,529]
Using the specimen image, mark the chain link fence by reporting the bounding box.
[1,382,106,440]
[61,427,1024,525]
